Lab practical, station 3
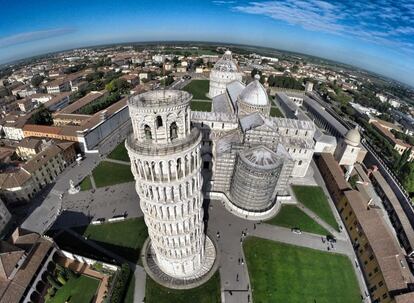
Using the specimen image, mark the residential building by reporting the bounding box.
[0,198,11,236]
[0,142,76,204]
[46,78,70,94]
[16,137,42,160]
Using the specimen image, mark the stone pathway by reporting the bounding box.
[105,158,131,166]
[90,174,97,190]
[296,202,340,238]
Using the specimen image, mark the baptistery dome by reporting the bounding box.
[208,50,243,98]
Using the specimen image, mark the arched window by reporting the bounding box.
[144,125,152,140]
[170,122,178,140]
[156,116,163,128]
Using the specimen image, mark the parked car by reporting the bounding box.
[326,234,336,243]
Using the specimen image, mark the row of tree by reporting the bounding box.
[79,92,121,115]
[111,263,131,303]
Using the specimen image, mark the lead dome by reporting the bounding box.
[239,76,269,106]
[344,127,361,147]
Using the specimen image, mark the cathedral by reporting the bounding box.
[197,51,316,219]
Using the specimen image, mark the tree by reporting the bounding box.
[194,58,203,67]
[395,148,412,172]
[111,263,131,303]
[30,105,53,125]
[164,75,174,86]
[251,68,262,78]
[401,161,414,193]
[105,78,131,94]
[47,275,61,289]
[31,75,44,87]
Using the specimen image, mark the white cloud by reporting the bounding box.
[0,28,76,48]
[233,0,414,53]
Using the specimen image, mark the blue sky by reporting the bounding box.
[0,0,413,86]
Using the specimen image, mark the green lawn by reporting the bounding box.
[108,141,130,162]
[74,218,148,263]
[46,275,99,303]
[92,161,134,188]
[183,80,210,100]
[79,176,93,191]
[145,272,221,303]
[267,205,329,235]
[292,185,339,231]
[191,101,212,112]
[270,107,284,117]
[244,237,361,303]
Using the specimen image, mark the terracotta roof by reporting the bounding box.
[23,145,63,173]
[395,292,414,303]
[17,137,41,150]
[59,91,105,114]
[0,235,53,303]
[0,169,32,189]
[344,190,414,291]
[372,122,411,149]
[371,170,414,251]
[0,241,24,279]
[23,124,61,135]
[44,92,71,108]
[80,98,127,130]
[46,77,69,88]
[319,153,350,191]
[53,113,91,121]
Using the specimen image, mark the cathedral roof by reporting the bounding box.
[238,76,269,106]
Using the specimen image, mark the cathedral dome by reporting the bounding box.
[344,127,360,146]
[239,75,269,106]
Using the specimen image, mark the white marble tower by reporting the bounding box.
[126,90,215,283]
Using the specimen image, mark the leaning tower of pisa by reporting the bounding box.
[126,90,216,288]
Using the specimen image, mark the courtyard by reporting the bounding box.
[46,274,100,303]
[243,237,361,303]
